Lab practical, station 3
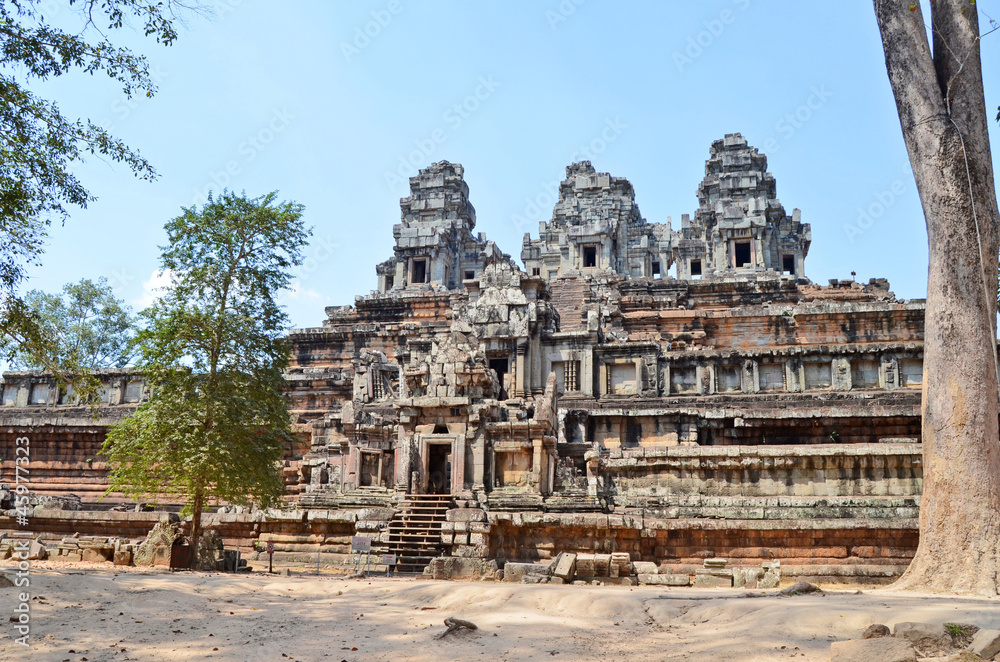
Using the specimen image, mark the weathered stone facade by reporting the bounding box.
[0,134,927,581]
[279,134,925,579]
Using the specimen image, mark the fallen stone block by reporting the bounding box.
[703,558,728,569]
[502,562,548,583]
[26,540,47,561]
[82,547,111,563]
[693,569,732,588]
[969,629,1000,660]
[638,573,689,586]
[113,550,133,566]
[632,561,658,575]
[830,638,916,662]
[893,622,954,656]
[732,567,763,588]
[551,552,576,582]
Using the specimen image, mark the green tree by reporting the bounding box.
[1,277,136,370]
[102,191,310,562]
[0,0,192,371]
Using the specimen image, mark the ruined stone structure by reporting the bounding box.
[0,134,927,582]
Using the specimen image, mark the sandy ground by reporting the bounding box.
[0,563,998,662]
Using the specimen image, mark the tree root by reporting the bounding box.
[437,617,478,639]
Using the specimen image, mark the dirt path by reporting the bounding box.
[0,564,998,661]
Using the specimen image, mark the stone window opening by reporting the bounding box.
[583,245,597,268]
[563,360,580,392]
[531,267,541,276]
[464,270,475,280]
[385,274,394,289]
[690,259,702,279]
[782,254,796,275]
[30,383,49,405]
[2,386,17,406]
[651,261,661,279]
[411,258,428,284]
[371,372,387,400]
[734,241,752,268]
[433,423,449,434]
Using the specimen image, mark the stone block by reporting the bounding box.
[27,540,48,561]
[113,550,133,566]
[732,567,764,588]
[446,508,487,523]
[830,638,915,662]
[703,558,728,568]
[892,622,953,656]
[969,628,1000,660]
[502,562,548,583]
[693,569,732,588]
[638,573,689,586]
[551,552,576,582]
[82,547,111,563]
[575,556,596,578]
[633,561,658,575]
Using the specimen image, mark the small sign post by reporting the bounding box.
[267,540,274,573]
[382,554,396,577]
[351,536,372,576]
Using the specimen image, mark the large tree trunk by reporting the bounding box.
[190,487,204,570]
[875,0,1000,595]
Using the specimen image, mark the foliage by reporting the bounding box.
[0,0,193,372]
[102,191,310,551]
[1,277,136,370]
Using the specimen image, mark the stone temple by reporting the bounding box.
[0,134,926,584]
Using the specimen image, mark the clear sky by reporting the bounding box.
[21,0,1000,332]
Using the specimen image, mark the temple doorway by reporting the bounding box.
[427,443,452,495]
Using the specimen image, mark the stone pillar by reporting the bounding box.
[452,434,466,494]
[514,343,527,398]
[471,430,485,492]
[531,439,544,494]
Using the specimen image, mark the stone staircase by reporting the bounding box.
[381,494,451,573]
[548,276,591,332]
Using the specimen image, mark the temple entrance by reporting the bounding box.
[427,443,452,495]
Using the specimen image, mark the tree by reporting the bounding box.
[1,278,136,370]
[874,0,1000,594]
[102,191,310,564]
[0,0,194,371]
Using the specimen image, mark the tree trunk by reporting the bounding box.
[190,487,204,570]
[875,0,1000,595]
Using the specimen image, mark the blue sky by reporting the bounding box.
[21,0,1000,331]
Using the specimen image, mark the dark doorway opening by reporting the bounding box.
[734,241,752,268]
[489,357,510,399]
[412,258,427,284]
[583,245,597,268]
[782,255,795,275]
[427,444,451,495]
